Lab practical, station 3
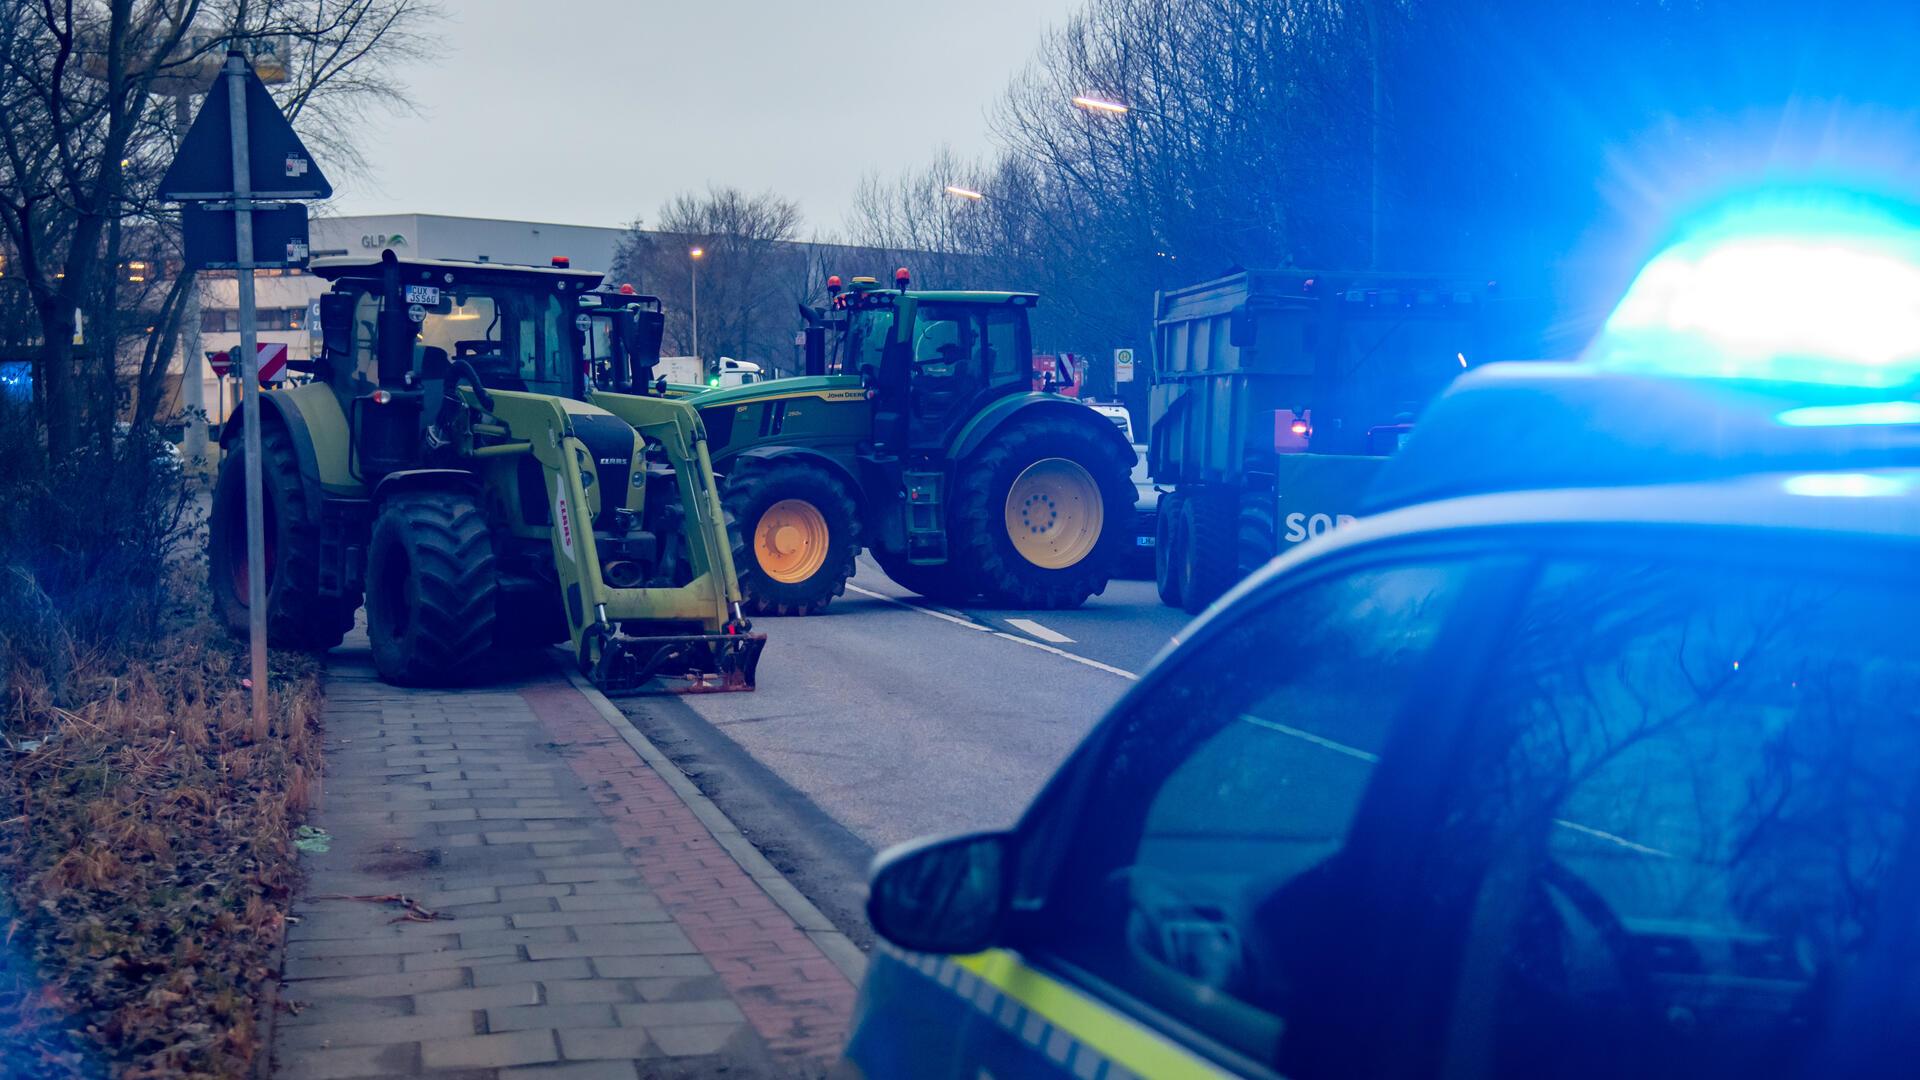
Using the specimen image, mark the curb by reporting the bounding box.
[561,668,871,986]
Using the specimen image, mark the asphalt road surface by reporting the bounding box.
[615,555,1192,946]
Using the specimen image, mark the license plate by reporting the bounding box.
[1136,536,1155,547]
[404,285,441,305]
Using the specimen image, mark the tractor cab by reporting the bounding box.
[311,253,606,474]
[577,285,667,396]
[809,269,1039,453]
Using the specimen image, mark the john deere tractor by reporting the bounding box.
[590,270,1134,614]
[205,250,764,692]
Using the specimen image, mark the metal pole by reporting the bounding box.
[176,92,208,467]
[226,49,270,739]
[689,258,700,365]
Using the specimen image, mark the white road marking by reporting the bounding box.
[847,584,1138,681]
[1006,618,1074,644]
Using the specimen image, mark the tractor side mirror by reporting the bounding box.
[621,309,665,368]
[319,293,356,363]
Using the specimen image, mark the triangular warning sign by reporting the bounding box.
[158,57,331,201]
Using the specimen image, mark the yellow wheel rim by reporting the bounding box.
[1005,457,1104,570]
[754,499,831,583]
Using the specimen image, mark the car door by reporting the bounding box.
[944,547,1522,1079]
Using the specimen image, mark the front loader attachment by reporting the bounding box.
[583,626,768,695]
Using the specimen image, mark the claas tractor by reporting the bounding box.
[585,269,1135,614]
[205,250,764,692]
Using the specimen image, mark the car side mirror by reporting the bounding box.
[866,831,1007,955]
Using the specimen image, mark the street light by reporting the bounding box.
[944,185,985,201]
[688,246,703,362]
[1071,95,1131,116]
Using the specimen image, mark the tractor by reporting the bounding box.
[205,250,764,692]
[596,270,1135,615]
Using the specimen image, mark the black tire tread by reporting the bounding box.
[207,423,357,652]
[367,492,500,685]
[722,460,862,617]
[953,414,1135,609]
[1180,488,1238,614]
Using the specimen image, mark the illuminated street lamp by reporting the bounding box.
[1071,95,1131,116]
[688,246,704,361]
[944,185,985,201]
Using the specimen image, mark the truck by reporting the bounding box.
[1149,269,1492,612]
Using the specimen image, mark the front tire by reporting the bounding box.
[723,461,862,616]
[364,492,500,686]
[953,416,1134,609]
[207,424,357,651]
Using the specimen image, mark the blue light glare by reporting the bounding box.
[1776,401,1920,426]
[1781,472,1913,497]
[1588,195,1920,388]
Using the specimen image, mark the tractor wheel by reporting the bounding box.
[1177,488,1238,615]
[364,492,500,686]
[953,415,1134,609]
[723,461,861,616]
[1236,496,1278,583]
[1154,491,1186,608]
[873,550,976,606]
[207,424,357,651]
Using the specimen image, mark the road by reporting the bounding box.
[615,556,1192,946]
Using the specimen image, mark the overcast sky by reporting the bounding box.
[327,1,1080,235]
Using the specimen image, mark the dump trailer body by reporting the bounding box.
[1148,269,1492,609]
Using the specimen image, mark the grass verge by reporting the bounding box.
[0,580,325,1079]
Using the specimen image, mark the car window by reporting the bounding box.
[1421,556,1920,1080]
[1034,560,1480,1063]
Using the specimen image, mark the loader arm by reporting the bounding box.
[465,388,764,692]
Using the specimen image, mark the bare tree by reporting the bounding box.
[612,186,807,372]
[0,0,435,466]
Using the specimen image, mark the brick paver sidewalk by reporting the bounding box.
[271,633,862,1080]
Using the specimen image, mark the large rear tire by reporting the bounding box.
[723,461,861,616]
[1177,488,1237,615]
[364,492,500,686]
[207,424,357,651]
[1236,496,1277,584]
[953,415,1134,609]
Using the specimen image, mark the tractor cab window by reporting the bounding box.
[907,303,987,439]
[415,285,577,396]
[351,290,381,392]
[983,305,1027,383]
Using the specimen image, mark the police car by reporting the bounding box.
[843,197,1920,1078]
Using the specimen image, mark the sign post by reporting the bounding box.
[225,51,270,738]
[159,49,331,742]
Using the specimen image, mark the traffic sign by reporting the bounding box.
[182,202,310,269]
[254,342,289,385]
[207,350,233,378]
[1114,347,1136,383]
[157,61,331,200]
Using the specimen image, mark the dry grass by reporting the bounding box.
[0,583,325,1079]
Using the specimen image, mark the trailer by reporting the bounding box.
[1148,269,1493,611]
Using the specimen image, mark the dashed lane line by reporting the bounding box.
[846,584,1139,681]
[1005,618,1075,644]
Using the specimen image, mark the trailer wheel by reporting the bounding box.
[954,415,1134,608]
[1154,491,1186,607]
[1177,489,1237,615]
[365,491,500,686]
[723,461,861,616]
[208,424,358,651]
[1236,497,1277,583]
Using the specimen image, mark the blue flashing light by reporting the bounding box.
[1776,400,1920,427]
[1781,472,1913,498]
[1588,194,1920,389]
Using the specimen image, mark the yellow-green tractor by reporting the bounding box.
[205,251,764,692]
[593,271,1136,615]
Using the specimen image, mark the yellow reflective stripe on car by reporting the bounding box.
[953,949,1240,1079]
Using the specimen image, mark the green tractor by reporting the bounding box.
[600,269,1135,614]
[205,251,764,692]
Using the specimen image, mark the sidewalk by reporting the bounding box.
[272,632,863,1080]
